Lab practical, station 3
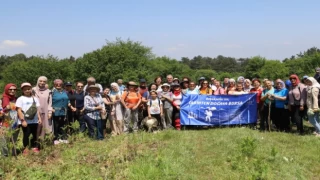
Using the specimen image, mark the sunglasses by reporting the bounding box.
[8,89,17,91]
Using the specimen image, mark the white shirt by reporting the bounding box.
[147,98,162,114]
[16,96,40,124]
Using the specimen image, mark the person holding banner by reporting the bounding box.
[230,82,248,95]
[261,80,275,131]
[226,79,236,95]
[172,83,182,130]
[186,82,199,95]
[213,81,225,95]
[199,80,213,95]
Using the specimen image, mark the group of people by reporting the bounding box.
[1,68,320,156]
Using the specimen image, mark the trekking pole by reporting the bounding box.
[268,101,271,132]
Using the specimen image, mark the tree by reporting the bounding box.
[258,60,289,80]
[244,56,266,79]
[73,38,154,86]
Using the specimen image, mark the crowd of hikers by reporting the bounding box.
[1,68,320,156]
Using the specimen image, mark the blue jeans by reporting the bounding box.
[83,115,104,140]
[308,111,320,133]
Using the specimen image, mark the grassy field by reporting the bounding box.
[1,126,320,180]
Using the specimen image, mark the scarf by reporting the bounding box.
[2,83,17,109]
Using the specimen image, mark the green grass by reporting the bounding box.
[1,127,320,180]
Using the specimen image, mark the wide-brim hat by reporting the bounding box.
[161,83,170,88]
[127,81,138,87]
[21,82,32,89]
[86,84,100,92]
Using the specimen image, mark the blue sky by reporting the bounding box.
[1,0,320,60]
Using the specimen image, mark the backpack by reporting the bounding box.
[149,98,161,107]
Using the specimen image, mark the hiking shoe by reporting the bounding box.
[32,148,40,153]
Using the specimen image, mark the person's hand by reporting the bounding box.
[176,106,180,110]
[299,106,304,111]
[71,107,77,112]
[95,105,102,110]
[160,113,164,117]
[148,115,152,119]
[52,109,55,113]
[21,120,27,128]
[132,106,138,110]
[6,105,10,110]
[48,113,52,119]
[38,118,42,125]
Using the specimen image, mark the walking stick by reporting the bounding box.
[268,101,271,132]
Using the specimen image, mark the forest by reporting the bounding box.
[0,39,320,92]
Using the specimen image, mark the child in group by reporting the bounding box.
[16,83,41,154]
[147,90,163,129]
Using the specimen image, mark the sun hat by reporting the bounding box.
[86,84,100,92]
[161,83,170,88]
[127,81,138,86]
[21,82,32,89]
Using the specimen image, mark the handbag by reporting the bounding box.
[24,97,38,120]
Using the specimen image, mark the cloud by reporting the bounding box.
[166,43,187,52]
[0,40,27,49]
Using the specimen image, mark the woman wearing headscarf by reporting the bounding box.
[305,77,320,137]
[270,79,289,132]
[237,76,245,84]
[288,74,307,135]
[32,76,53,141]
[52,79,70,144]
[109,82,124,135]
[226,79,236,95]
[1,83,19,156]
[244,79,252,93]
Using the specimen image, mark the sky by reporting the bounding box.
[1,0,320,60]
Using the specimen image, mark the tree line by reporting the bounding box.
[1,39,320,94]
